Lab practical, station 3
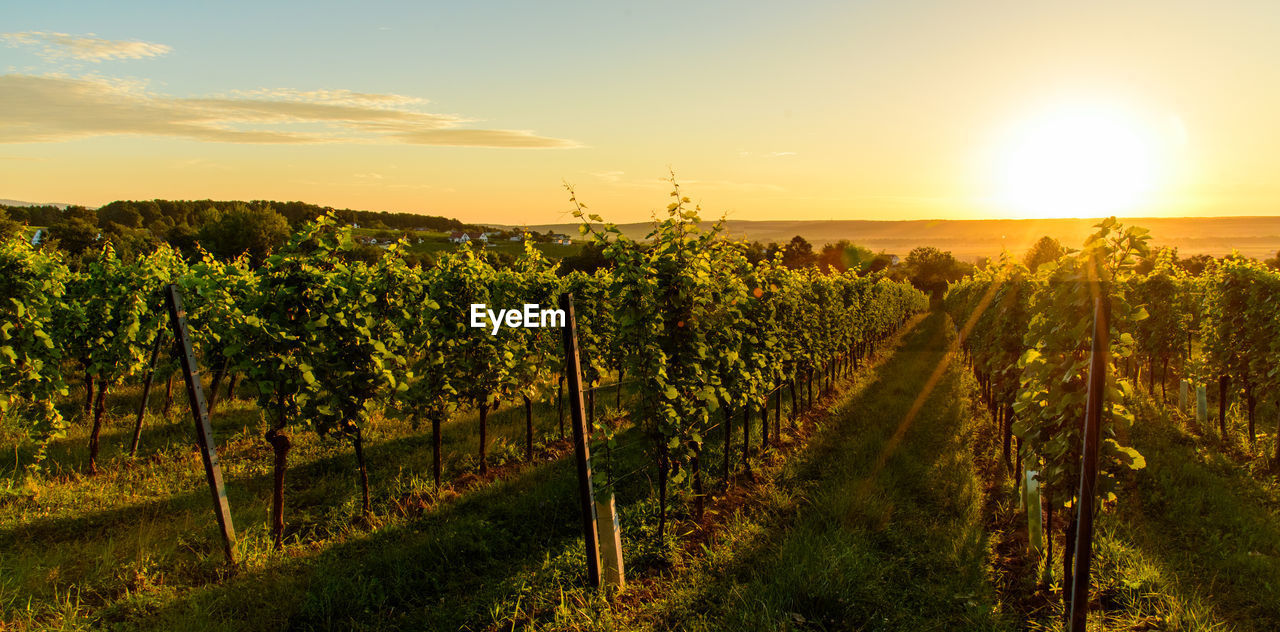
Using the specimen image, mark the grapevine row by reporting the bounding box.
[1,187,927,548]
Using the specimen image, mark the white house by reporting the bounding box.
[547,232,572,246]
[448,231,488,244]
[30,228,44,246]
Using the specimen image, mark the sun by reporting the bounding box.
[991,102,1166,218]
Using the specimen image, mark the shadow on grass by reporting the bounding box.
[3,377,660,630]
[643,313,1011,632]
[123,422,659,631]
[0,389,631,549]
[1113,409,1280,631]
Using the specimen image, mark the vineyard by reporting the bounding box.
[3,199,1279,630]
[1,186,932,629]
[944,219,1280,628]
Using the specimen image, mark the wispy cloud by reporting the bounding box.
[589,170,783,193]
[589,170,626,184]
[738,150,797,158]
[2,31,171,63]
[0,74,579,148]
[684,179,786,193]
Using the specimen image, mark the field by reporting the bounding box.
[520,217,1280,262]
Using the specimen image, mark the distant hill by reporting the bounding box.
[0,199,77,209]
[516,216,1280,261]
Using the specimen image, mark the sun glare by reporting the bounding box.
[992,102,1167,218]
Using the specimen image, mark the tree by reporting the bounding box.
[867,252,896,274]
[0,209,22,240]
[47,216,100,259]
[781,235,816,269]
[197,203,291,265]
[818,240,874,274]
[905,246,969,297]
[1178,253,1214,275]
[1023,236,1064,271]
[97,203,143,229]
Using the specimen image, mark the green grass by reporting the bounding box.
[973,366,1280,631]
[1096,399,1280,631]
[619,312,1010,631]
[0,362,805,630]
[0,374,656,630]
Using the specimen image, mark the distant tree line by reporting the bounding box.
[0,199,495,267]
[558,233,972,298]
[7,199,1275,287]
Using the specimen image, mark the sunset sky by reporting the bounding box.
[2,1,1278,224]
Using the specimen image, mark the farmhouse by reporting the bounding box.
[448,231,489,244]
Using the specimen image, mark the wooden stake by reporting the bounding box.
[165,284,236,565]
[559,293,603,589]
[1068,287,1108,631]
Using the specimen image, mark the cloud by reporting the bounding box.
[684,179,786,193]
[0,74,579,148]
[590,170,626,183]
[226,88,428,108]
[2,31,171,63]
[738,150,796,158]
[589,170,783,193]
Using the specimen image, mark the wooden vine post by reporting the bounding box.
[165,283,237,565]
[128,332,166,457]
[559,293,624,589]
[1068,284,1109,631]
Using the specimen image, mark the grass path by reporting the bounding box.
[627,311,1010,631]
[1091,399,1280,631]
